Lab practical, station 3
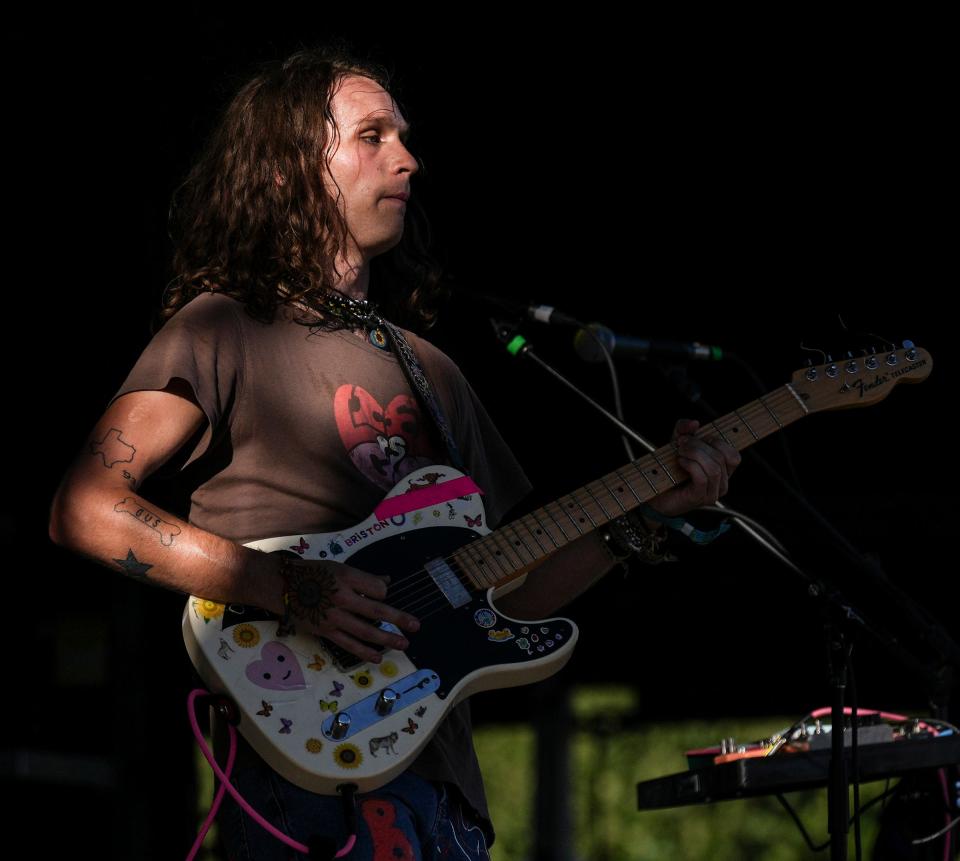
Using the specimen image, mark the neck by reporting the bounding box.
[330,251,371,301]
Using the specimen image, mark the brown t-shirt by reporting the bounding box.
[109,292,531,839]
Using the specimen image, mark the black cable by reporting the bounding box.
[776,794,824,853]
[777,783,905,854]
[849,661,862,861]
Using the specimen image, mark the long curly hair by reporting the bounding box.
[159,45,444,331]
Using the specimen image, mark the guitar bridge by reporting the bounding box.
[319,637,372,672]
[319,620,401,672]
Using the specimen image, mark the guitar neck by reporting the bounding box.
[454,383,808,591]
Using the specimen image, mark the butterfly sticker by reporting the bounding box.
[279,718,293,734]
[257,701,274,717]
[415,706,427,717]
[328,681,344,697]
[319,699,339,712]
[308,655,327,671]
[401,718,419,735]
[289,537,310,555]
[465,513,483,528]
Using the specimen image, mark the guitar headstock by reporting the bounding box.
[789,342,933,413]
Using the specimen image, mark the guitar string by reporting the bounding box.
[345,386,805,624]
[280,387,807,657]
[372,385,800,617]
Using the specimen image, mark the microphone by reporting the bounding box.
[574,323,725,362]
[524,304,582,327]
[460,290,583,327]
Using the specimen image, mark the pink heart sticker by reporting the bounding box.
[245,641,306,691]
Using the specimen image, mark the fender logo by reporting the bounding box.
[844,359,927,397]
[848,375,890,397]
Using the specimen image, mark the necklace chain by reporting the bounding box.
[315,289,383,329]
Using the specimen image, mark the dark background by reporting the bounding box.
[7,12,954,857]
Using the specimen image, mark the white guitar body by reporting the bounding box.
[182,465,578,795]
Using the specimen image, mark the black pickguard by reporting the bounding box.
[344,526,573,698]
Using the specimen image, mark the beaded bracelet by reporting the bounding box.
[599,512,676,568]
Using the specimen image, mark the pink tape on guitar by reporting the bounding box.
[373,476,482,520]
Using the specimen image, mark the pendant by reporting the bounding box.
[368,326,389,350]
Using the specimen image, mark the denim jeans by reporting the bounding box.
[218,765,492,860]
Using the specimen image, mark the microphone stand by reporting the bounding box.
[489,319,957,861]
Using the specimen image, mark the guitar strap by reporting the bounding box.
[380,321,467,474]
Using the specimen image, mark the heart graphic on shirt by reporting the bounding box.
[245,641,307,691]
[334,385,438,490]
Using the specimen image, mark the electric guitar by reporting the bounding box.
[183,344,932,794]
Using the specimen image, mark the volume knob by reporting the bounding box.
[376,688,399,716]
[330,712,351,740]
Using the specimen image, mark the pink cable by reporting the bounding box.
[185,688,357,859]
[185,690,238,861]
[807,706,939,735]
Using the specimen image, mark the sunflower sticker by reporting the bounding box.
[232,624,261,648]
[351,670,375,689]
[334,743,363,769]
[193,599,225,622]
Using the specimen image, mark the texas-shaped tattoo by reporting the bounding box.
[91,428,136,469]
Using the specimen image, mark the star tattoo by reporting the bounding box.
[112,549,154,581]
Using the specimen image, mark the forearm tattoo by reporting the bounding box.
[114,497,182,546]
[279,558,338,631]
[112,549,154,581]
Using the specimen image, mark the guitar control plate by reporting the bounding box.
[321,669,440,740]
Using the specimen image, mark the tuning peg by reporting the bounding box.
[903,340,918,361]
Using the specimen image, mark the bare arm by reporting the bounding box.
[49,381,419,662]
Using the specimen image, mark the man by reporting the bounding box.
[49,47,739,859]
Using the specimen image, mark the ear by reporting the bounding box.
[274,168,286,188]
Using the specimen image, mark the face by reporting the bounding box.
[324,75,418,262]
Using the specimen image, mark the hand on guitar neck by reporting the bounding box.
[644,418,743,521]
